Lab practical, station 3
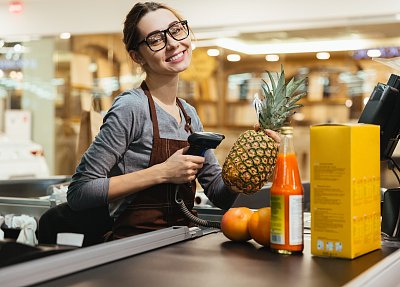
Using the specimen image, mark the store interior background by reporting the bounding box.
[1,0,400,187]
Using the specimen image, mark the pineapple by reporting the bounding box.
[222,65,306,194]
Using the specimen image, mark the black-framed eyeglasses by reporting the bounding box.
[137,20,189,52]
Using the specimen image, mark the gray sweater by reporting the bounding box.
[67,88,238,217]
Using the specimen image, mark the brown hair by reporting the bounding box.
[123,2,184,52]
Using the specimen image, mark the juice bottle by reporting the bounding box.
[270,126,304,254]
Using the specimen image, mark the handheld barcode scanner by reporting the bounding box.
[175,132,225,228]
[186,132,225,156]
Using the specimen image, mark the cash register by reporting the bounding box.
[358,73,400,238]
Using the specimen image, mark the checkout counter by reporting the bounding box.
[0,181,400,286]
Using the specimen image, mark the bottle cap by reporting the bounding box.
[280,126,293,135]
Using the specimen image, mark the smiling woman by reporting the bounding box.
[38,1,241,245]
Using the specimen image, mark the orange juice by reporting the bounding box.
[270,127,304,254]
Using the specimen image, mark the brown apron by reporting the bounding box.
[112,82,196,239]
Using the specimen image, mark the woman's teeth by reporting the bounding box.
[167,51,184,62]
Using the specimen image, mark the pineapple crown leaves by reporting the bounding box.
[253,64,307,131]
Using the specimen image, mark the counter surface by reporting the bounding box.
[35,233,397,287]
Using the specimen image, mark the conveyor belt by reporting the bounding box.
[0,226,207,287]
[8,232,397,287]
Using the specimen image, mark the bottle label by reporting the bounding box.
[270,195,285,244]
[289,195,303,245]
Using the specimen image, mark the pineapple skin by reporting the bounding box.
[222,129,279,194]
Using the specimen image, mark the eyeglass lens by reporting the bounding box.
[146,21,189,51]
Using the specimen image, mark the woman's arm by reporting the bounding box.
[68,91,205,210]
[67,92,140,210]
[108,148,204,201]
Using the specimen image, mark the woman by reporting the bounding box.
[66,2,242,240]
[39,2,278,244]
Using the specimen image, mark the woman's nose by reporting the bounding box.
[165,34,179,49]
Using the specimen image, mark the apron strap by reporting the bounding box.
[141,81,160,140]
[141,81,193,135]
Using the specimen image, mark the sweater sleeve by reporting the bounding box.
[184,103,239,210]
[67,92,139,210]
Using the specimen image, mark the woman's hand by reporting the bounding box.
[253,123,281,143]
[159,147,205,184]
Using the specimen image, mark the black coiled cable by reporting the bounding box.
[175,186,221,229]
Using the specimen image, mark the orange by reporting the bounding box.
[248,207,271,246]
[221,207,253,242]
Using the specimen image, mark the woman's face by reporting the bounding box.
[136,9,192,76]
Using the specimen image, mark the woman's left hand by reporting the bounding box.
[253,123,281,143]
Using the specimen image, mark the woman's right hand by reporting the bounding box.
[159,147,205,184]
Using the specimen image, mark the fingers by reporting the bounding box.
[175,147,186,155]
[163,150,204,184]
[175,168,199,184]
[253,123,281,143]
[265,129,281,143]
[185,155,205,166]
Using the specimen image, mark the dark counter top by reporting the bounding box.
[35,232,397,287]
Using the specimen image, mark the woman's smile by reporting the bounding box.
[166,50,186,63]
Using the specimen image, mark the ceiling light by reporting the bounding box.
[265,54,279,62]
[215,37,396,55]
[194,30,240,40]
[227,54,240,62]
[13,44,22,52]
[59,33,71,40]
[207,49,220,57]
[316,52,330,60]
[345,99,353,108]
[367,49,381,58]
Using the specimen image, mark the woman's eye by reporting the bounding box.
[170,26,183,35]
[148,36,164,45]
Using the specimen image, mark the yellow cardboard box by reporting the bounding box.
[310,124,381,259]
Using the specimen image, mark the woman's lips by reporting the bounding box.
[166,51,185,62]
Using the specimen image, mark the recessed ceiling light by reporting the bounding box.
[265,54,279,62]
[59,33,71,40]
[367,49,381,58]
[13,44,22,52]
[227,54,240,62]
[207,48,220,57]
[316,52,330,60]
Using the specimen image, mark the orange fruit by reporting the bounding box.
[221,207,253,242]
[248,207,271,246]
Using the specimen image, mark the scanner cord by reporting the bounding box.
[174,186,221,229]
[389,157,400,185]
[390,157,400,173]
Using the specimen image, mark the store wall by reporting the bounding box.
[22,38,56,174]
